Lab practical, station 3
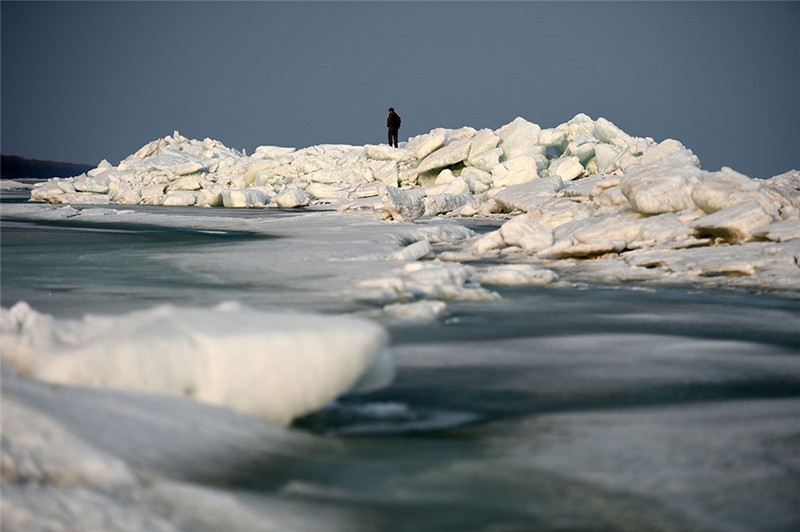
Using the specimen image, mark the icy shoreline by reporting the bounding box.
[21,113,800,296]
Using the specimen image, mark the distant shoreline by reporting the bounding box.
[1,155,93,180]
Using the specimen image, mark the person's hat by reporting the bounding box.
[388,108,394,112]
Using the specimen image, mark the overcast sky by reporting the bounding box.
[2,1,798,178]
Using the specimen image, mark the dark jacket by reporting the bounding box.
[387,111,401,130]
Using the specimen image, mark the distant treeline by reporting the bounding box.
[1,155,94,180]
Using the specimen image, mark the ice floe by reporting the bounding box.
[1,301,392,426]
[0,179,34,190]
[356,261,500,304]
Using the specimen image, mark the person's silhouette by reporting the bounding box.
[387,108,401,148]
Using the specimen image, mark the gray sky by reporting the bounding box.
[2,1,798,179]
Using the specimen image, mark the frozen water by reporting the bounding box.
[3,112,800,531]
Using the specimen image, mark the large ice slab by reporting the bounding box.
[492,175,564,212]
[416,138,473,175]
[491,155,541,187]
[692,200,776,242]
[496,117,541,159]
[620,150,703,214]
[498,214,554,253]
[1,302,392,426]
[378,185,425,221]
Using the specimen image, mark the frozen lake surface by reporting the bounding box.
[2,187,799,531]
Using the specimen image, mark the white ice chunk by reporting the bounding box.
[460,167,494,194]
[750,220,800,242]
[444,126,478,143]
[195,187,223,207]
[529,197,592,229]
[390,240,433,261]
[222,188,270,208]
[691,167,780,215]
[351,181,382,199]
[305,182,350,200]
[30,183,65,202]
[50,193,111,205]
[424,194,473,217]
[416,138,472,174]
[617,138,689,172]
[496,117,541,159]
[357,261,497,303]
[539,239,627,259]
[86,159,113,177]
[400,220,475,244]
[475,264,558,286]
[253,145,296,159]
[0,180,34,190]
[626,212,698,248]
[162,191,197,206]
[467,147,503,173]
[492,175,563,213]
[593,143,621,173]
[499,214,554,253]
[491,155,541,187]
[401,261,496,301]
[410,131,447,160]
[556,113,596,141]
[73,176,110,194]
[370,160,399,186]
[1,399,136,487]
[274,186,310,208]
[538,128,568,149]
[1,303,391,426]
[467,128,500,159]
[140,184,167,205]
[692,200,776,242]
[558,174,604,198]
[173,161,207,176]
[623,241,789,280]
[548,156,584,182]
[591,185,629,209]
[129,137,166,160]
[378,185,425,222]
[565,138,596,166]
[471,230,506,254]
[167,174,205,191]
[366,144,412,161]
[620,150,703,214]
[593,117,633,146]
[425,169,470,196]
[382,300,447,322]
[553,215,643,248]
[762,170,800,213]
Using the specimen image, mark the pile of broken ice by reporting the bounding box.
[29,113,800,293]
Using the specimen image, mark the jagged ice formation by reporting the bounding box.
[26,113,800,294]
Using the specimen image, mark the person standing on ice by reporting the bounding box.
[387,107,401,148]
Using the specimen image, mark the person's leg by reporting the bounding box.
[392,130,399,148]
[388,128,393,146]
